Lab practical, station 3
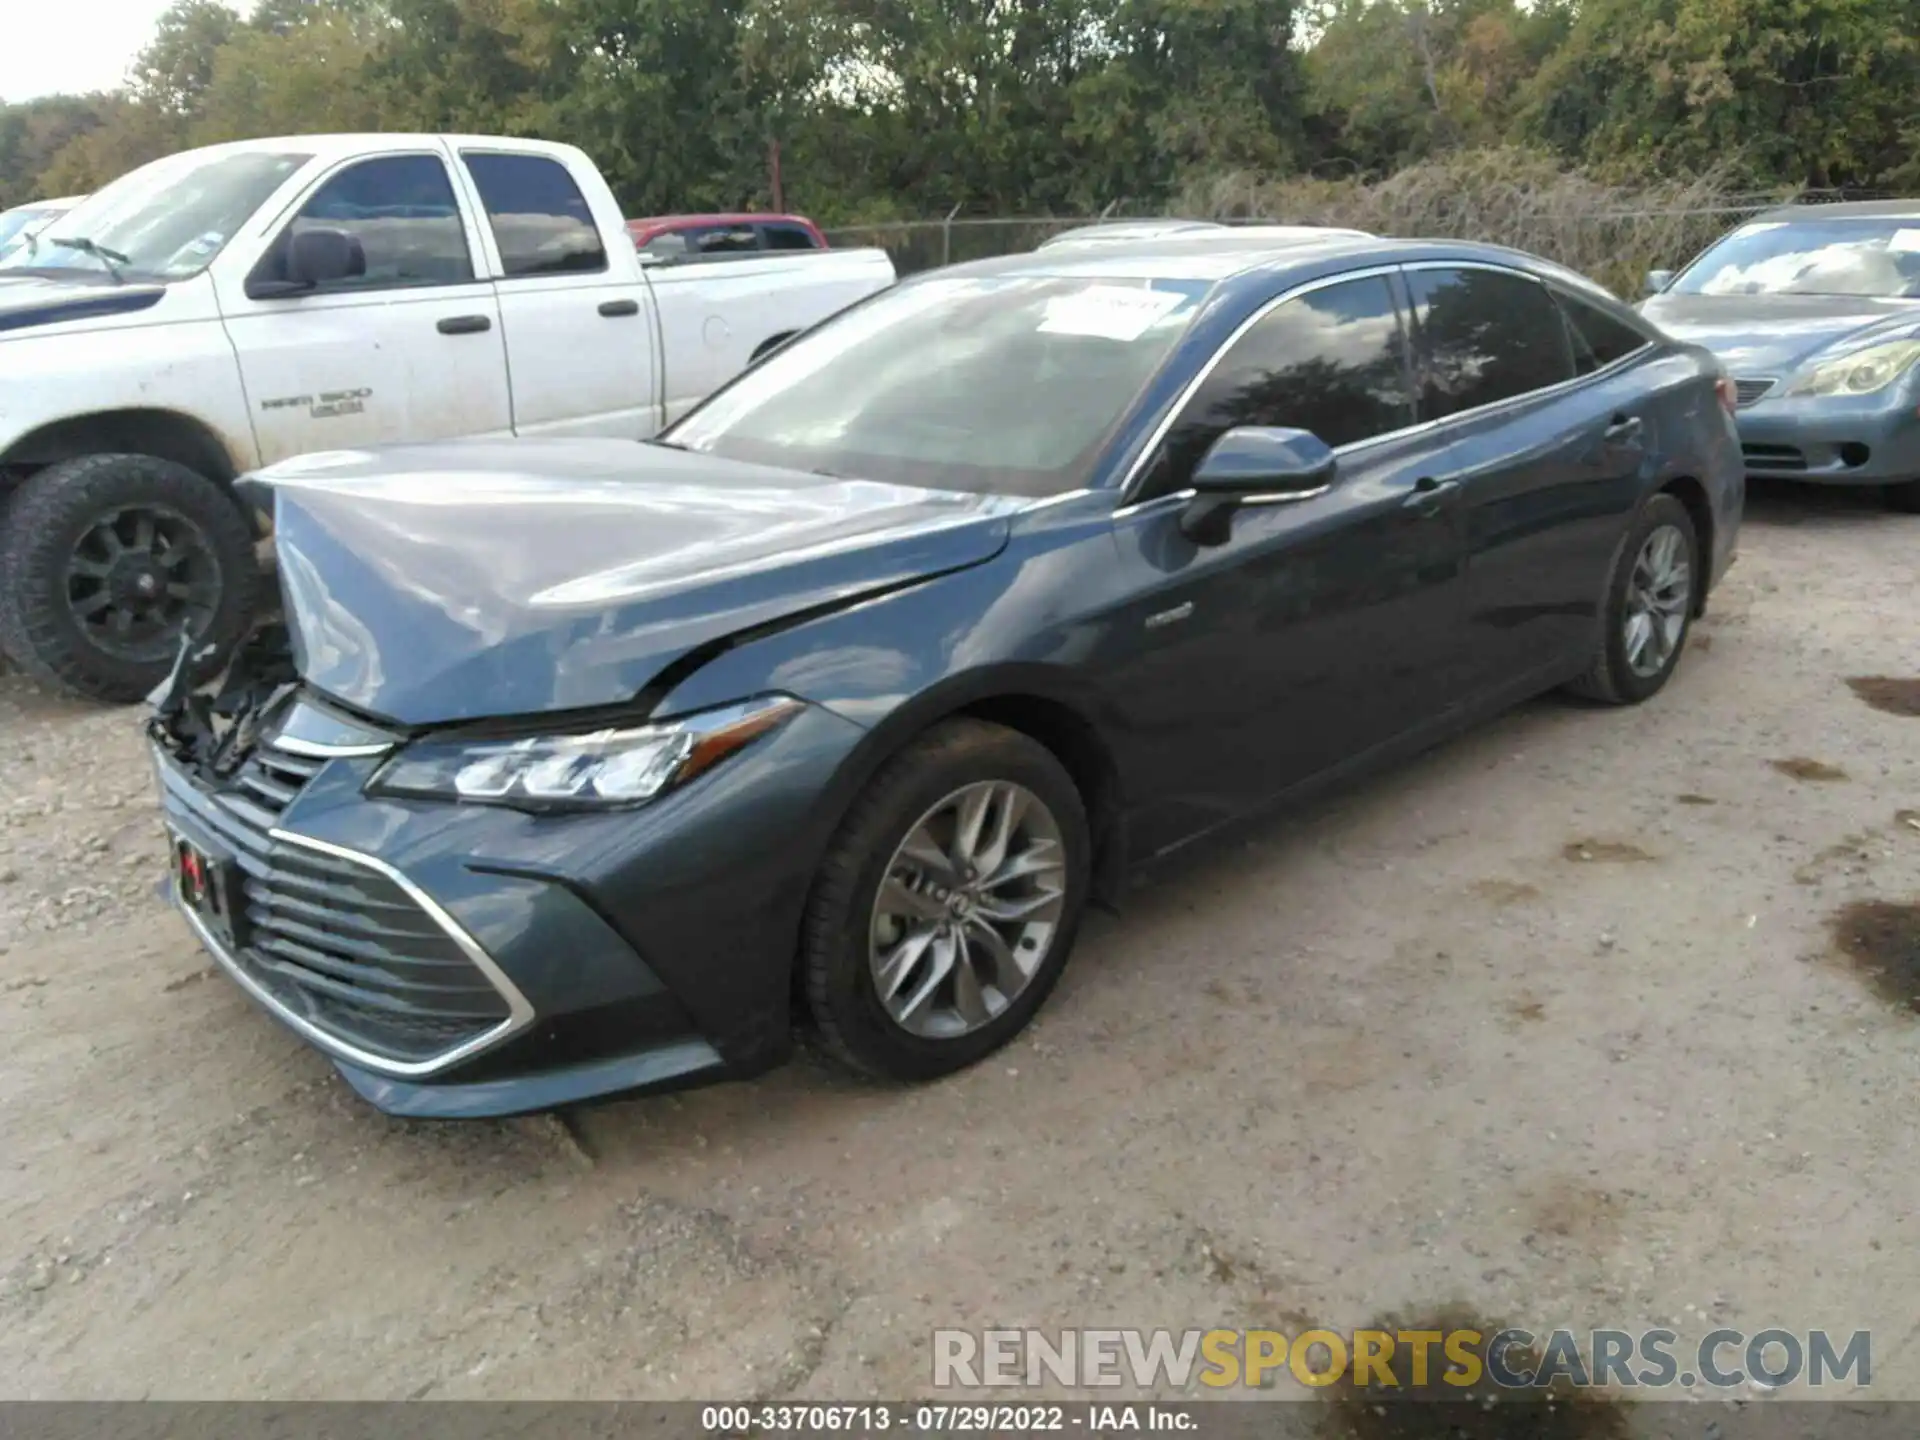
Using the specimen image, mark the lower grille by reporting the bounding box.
[1742,442,1806,471]
[1734,377,1776,407]
[242,836,514,1063]
[160,723,525,1071]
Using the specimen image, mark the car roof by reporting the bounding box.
[1039,219,1226,247]
[1752,198,1920,221]
[943,232,1605,297]
[628,213,814,229]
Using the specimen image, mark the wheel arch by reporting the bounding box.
[0,408,243,504]
[750,331,799,364]
[1656,474,1712,617]
[811,669,1129,915]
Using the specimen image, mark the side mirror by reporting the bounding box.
[1180,426,1336,545]
[248,228,366,298]
[1643,269,1674,297]
[289,227,365,287]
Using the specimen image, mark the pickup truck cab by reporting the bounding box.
[0,133,894,702]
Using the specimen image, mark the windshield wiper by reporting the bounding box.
[47,236,131,282]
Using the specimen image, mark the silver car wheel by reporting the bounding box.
[868,781,1068,1039]
[1623,522,1692,679]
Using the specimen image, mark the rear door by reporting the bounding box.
[218,151,512,465]
[457,149,659,438]
[1401,263,1647,696]
[1104,270,1474,851]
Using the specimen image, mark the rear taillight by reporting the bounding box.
[1715,376,1738,415]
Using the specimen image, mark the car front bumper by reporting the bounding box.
[152,696,869,1118]
[1734,387,1920,485]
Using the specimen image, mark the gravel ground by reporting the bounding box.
[1,481,1916,1413]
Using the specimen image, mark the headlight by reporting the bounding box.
[368,695,803,811]
[1784,339,1920,397]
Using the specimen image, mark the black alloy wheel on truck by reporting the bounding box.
[0,453,262,703]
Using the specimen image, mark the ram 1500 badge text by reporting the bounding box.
[0,133,895,703]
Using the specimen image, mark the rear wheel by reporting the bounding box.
[1564,493,1697,706]
[0,454,261,703]
[802,719,1091,1081]
[1885,480,1920,513]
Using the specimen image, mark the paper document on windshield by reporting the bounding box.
[1039,285,1187,341]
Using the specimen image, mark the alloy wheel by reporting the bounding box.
[1623,522,1691,678]
[64,505,222,664]
[868,780,1068,1039]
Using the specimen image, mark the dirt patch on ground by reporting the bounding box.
[1847,676,1920,717]
[1771,757,1849,782]
[1471,879,1542,907]
[1314,1306,1632,1440]
[1560,840,1656,864]
[1828,900,1920,1014]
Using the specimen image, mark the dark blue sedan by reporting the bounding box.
[1642,200,1920,511]
[148,231,1744,1118]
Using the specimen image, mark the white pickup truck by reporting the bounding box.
[0,132,895,701]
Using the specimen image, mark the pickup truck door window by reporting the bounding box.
[218,153,512,466]
[461,150,658,439]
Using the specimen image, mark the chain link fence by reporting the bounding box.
[824,186,1892,295]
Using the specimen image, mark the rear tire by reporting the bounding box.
[1885,480,1920,514]
[1564,493,1697,706]
[0,454,262,703]
[802,719,1091,1082]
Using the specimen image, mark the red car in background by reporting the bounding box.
[627,212,829,262]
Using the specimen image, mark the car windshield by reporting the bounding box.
[1674,216,1920,298]
[0,149,309,282]
[0,206,58,254]
[665,273,1212,497]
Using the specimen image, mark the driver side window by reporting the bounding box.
[254,154,474,293]
[1138,274,1415,499]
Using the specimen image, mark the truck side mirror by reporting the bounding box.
[249,227,367,298]
[288,228,366,287]
[1643,269,1674,297]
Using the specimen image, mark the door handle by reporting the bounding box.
[437,314,492,335]
[598,298,640,318]
[1603,414,1644,445]
[1403,475,1459,517]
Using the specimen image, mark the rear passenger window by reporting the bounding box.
[1405,267,1575,418]
[1555,290,1652,374]
[461,152,607,277]
[1147,274,1414,494]
[760,223,819,251]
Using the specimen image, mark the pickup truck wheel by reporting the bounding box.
[0,454,261,703]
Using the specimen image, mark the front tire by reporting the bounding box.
[0,454,262,703]
[802,719,1091,1082]
[1564,493,1697,706]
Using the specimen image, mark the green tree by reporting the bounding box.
[1522,0,1920,188]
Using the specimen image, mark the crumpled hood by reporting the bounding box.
[243,439,1020,727]
[1641,292,1920,377]
[0,273,166,334]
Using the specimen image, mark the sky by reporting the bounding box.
[0,0,221,102]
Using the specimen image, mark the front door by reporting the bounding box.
[216,151,512,466]
[1100,271,1475,856]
